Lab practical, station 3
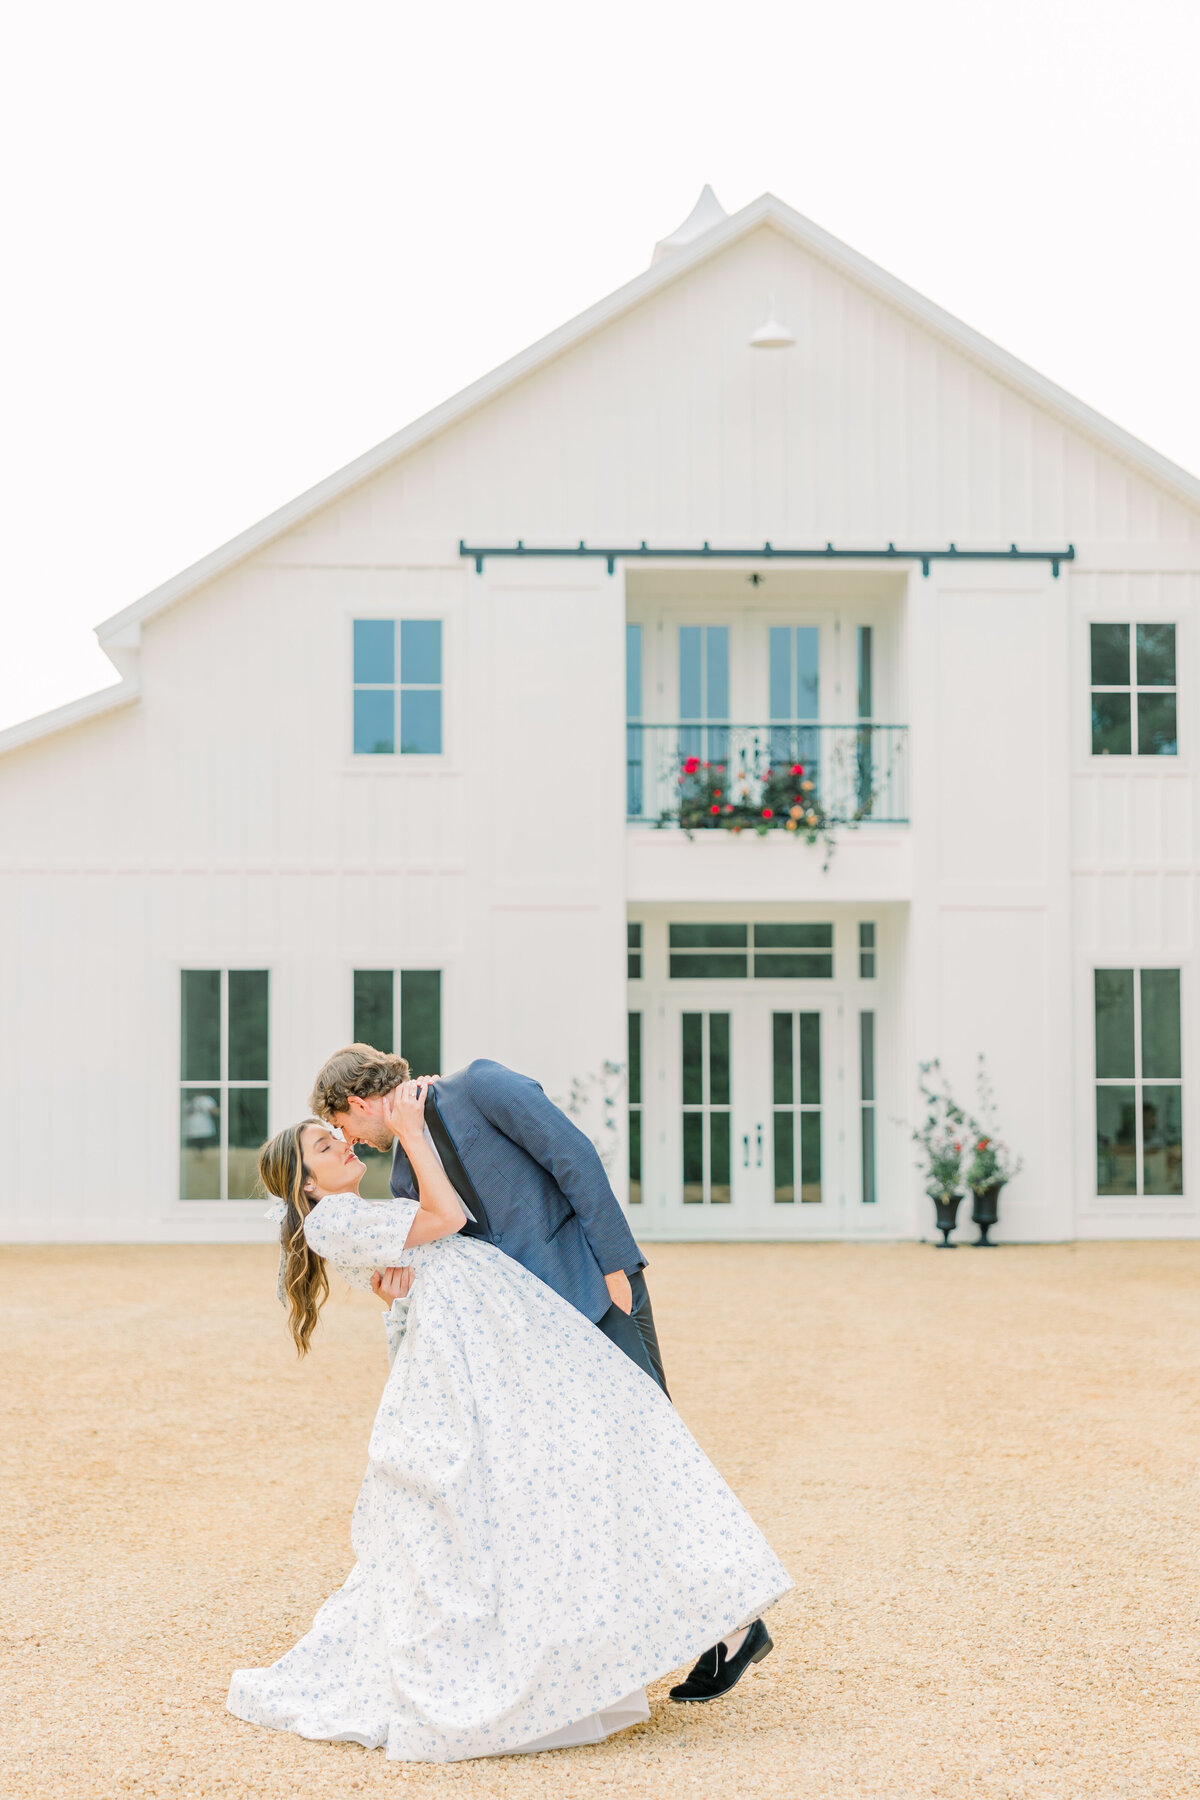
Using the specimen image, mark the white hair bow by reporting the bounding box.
[265,1200,289,1305]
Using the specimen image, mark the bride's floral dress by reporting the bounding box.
[227,1192,792,1762]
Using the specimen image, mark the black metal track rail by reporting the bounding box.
[459,539,1076,578]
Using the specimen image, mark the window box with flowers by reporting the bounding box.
[671,757,830,843]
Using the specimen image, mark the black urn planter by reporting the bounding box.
[971,1181,1005,1245]
[931,1192,963,1247]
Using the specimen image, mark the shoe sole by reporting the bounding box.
[668,1631,774,1702]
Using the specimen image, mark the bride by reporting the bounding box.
[227,1079,791,1763]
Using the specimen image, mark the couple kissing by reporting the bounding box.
[226,1044,791,1763]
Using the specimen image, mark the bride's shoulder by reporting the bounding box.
[303,1191,406,1251]
[302,1190,365,1246]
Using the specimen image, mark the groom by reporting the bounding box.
[309,1043,774,1703]
[309,1044,667,1392]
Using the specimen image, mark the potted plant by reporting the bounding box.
[912,1061,967,1246]
[964,1056,1022,1245]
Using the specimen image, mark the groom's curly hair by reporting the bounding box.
[309,1044,412,1120]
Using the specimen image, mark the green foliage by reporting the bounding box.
[559,1060,625,1176]
[663,755,845,864]
[912,1060,967,1199]
[963,1054,1023,1192]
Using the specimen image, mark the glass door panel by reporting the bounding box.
[681,1011,732,1203]
[679,626,730,766]
[771,1011,823,1204]
[768,625,822,783]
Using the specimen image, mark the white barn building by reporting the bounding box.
[2,188,1196,1246]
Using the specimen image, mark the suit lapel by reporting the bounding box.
[426,1089,492,1239]
[389,1137,417,1199]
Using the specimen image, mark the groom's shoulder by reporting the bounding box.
[454,1059,541,1101]
[459,1057,518,1091]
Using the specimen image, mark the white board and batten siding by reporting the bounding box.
[1,191,1198,1243]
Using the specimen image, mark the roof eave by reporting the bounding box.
[95,191,1200,648]
[0,677,140,759]
[94,200,774,649]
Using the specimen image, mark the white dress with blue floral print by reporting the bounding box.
[226,1192,792,1762]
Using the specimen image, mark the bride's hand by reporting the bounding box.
[383,1078,432,1147]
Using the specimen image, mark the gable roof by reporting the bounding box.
[4,189,1200,760]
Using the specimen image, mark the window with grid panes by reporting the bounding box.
[352,970,443,1197]
[1090,624,1177,756]
[1094,968,1183,1196]
[353,619,443,755]
[667,923,833,980]
[180,971,268,1199]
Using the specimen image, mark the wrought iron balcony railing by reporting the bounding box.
[626,723,909,827]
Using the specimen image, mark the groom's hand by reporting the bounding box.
[372,1267,413,1304]
[604,1270,633,1315]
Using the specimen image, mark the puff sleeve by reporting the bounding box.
[303,1194,421,1295]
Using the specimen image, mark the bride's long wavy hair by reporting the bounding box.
[259,1120,329,1357]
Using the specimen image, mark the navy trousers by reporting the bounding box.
[595,1270,670,1398]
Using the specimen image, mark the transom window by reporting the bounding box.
[1090,623,1177,756]
[353,619,443,755]
[668,923,833,979]
[180,970,269,1199]
[1095,968,1183,1196]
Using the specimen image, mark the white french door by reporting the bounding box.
[653,989,854,1238]
[648,611,844,725]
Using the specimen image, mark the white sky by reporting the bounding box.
[1,0,1197,731]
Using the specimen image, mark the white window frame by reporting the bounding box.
[349,613,448,764]
[1093,964,1185,1199]
[1088,620,1179,758]
[179,968,270,1201]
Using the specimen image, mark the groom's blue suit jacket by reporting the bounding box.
[389,1059,645,1324]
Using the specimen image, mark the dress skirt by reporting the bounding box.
[228,1229,791,1761]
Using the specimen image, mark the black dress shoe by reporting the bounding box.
[668,1618,773,1702]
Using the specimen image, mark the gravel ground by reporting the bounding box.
[3,1240,1199,1799]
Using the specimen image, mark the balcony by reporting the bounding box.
[626,724,909,828]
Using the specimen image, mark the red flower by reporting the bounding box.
[682,756,700,776]
[724,804,733,813]
[710,804,720,815]
[977,1138,990,1151]
[762,807,773,819]
[791,763,804,776]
